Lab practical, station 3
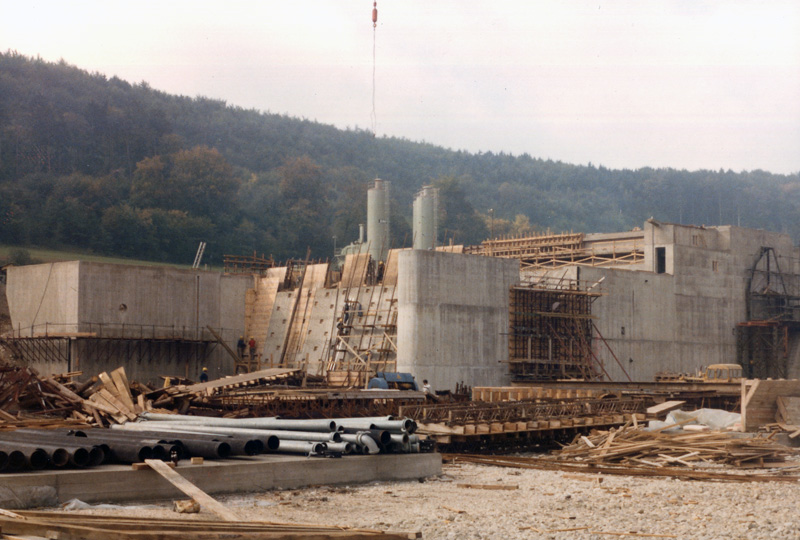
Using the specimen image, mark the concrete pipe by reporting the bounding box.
[0,450,8,472]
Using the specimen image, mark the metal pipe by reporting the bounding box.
[389,433,409,445]
[0,443,48,470]
[335,418,415,434]
[122,422,337,444]
[338,433,380,454]
[324,442,353,454]
[139,413,340,433]
[0,431,101,467]
[111,424,279,452]
[276,440,326,454]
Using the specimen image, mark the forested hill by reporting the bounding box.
[1,51,799,266]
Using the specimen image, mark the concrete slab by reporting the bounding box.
[0,453,442,509]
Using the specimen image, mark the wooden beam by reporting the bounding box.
[205,326,240,364]
[144,459,241,522]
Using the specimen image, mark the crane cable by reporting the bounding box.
[371,1,378,136]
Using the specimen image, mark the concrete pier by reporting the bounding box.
[0,453,443,509]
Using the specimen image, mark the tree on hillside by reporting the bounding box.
[435,176,489,246]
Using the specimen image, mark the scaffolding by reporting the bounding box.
[1,323,222,379]
[464,231,645,269]
[324,251,399,387]
[508,277,604,382]
[736,247,800,379]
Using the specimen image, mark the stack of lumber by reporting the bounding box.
[0,509,419,540]
[555,424,798,468]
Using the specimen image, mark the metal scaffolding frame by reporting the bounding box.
[508,277,604,382]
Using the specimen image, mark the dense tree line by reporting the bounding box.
[1,51,798,266]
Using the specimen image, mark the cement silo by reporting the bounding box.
[367,179,390,263]
[413,185,439,250]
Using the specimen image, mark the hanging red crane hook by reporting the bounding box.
[372,1,378,28]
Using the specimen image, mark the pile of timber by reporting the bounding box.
[0,365,145,428]
[555,423,799,468]
[0,509,419,540]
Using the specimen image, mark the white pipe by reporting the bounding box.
[139,413,339,433]
[123,422,341,443]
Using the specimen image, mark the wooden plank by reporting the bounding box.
[456,483,518,491]
[646,401,686,416]
[144,459,241,522]
[110,368,136,413]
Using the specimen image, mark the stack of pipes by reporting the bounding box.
[117,413,422,456]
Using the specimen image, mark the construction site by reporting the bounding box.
[3,179,800,539]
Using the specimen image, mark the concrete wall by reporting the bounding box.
[397,250,518,391]
[6,262,253,382]
[7,262,81,336]
[582,223,799,381]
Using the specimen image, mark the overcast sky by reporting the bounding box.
[2,1,799,174]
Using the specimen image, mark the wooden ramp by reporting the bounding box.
[245,267,287,363]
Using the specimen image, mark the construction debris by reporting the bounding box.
[0,510,419,539]
[447,452,800,483]
[553,424,797,468]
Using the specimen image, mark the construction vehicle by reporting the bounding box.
[655,364,743,383]
[367,372,420,391]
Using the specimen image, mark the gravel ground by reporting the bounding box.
[59,457,800,540]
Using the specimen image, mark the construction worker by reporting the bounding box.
[199,367,209,383]
[237,336,246,358]
[248,336,257,362]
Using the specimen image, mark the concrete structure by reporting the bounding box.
[412,185,439,250]
[367,178,390,263]
[7,219,799,390]
[396,250,519,390]
[0,453,442,509]
[5,261,253,383]
[524,221,800,381]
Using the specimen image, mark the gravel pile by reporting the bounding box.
[59,458,800,539]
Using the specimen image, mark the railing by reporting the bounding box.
[8,322,240,342]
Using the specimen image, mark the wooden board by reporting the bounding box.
[144,459,240,522]
[742,379,800,431]
[646,401,686,417]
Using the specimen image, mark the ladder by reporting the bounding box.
[192,242,206,269]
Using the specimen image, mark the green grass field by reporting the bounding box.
[0,244,195,269]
